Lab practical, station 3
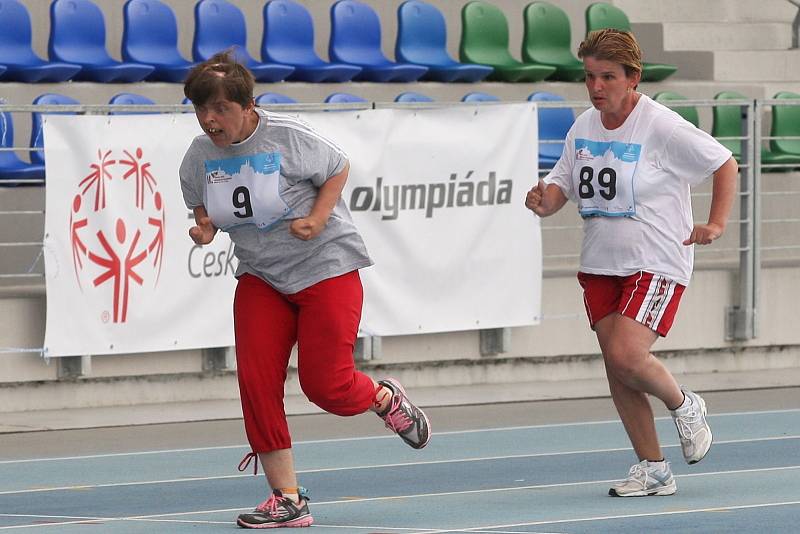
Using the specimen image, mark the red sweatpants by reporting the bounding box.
[233,271,376,453]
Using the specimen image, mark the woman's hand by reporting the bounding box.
[683,222,724,246]
[289,215,326,241]
[189,215,217,245]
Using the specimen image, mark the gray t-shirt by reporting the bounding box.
[180,109,373,293]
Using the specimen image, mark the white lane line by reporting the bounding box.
[1,435,799,496]
[6,468,790,531]
[406,499,800,534]
[2,407,798,465]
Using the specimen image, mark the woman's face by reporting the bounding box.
[194,92,255,148]
[583,56,640,117]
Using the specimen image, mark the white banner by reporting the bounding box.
[43,105,541,356]
[301,105,542,336]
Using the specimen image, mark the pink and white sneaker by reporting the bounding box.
[236,488,313,529]
[377,378,431,449]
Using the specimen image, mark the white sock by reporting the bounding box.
[647,459,667,471]
[673,392,691,412]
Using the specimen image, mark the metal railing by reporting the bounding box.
[1,98,799,356]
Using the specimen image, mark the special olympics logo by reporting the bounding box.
[69,147,166,323]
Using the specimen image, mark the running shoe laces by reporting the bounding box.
[382,398,414,433]
[237,451,258,475]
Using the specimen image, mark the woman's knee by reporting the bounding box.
[604,343,648,382]
[300,376,351,414]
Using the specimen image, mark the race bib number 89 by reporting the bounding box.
[204,152,292,230]
[573,139,641,218]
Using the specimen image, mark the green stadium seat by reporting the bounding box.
[459,1,555,82]
[522,2,584,82]
[653,91,699,128]
[584,2,677,82]
[712,91,747,162]
[763,91,800,169]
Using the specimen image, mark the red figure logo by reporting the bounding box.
[69,147,166,323]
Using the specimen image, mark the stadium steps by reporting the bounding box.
[614,0,800,82]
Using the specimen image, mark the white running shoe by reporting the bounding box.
[609,460,677,497]
[671,388,713,464]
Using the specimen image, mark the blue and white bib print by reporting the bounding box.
[204,152,291,231]
[572,139,642,218]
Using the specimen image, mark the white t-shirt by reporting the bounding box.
[544,94,732,286]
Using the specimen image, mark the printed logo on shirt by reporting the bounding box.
[207,168,231,184]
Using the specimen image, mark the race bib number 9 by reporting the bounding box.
[573,139,641,218]
[204,152,292,230]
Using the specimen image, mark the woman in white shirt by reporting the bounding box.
[525,29,738,497]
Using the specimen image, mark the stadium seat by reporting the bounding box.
[763,91,800,168]
[653,91,699,128]
[584,2,677,82]
[711,91,747,162]
[396,0,492,83]
[0,111,45,182]
[262,0,361,83]
[122,0,196,83]
[528,91,575,169]
[459,1,555,82]
[324,92,369,104]
[255,92,297,105]
[0,0,81,83]
[522,2,585,82]
[395,92,434,103]
[30,93,80,166]
[329,0,428,82]
[461,92,500,102]
[108,93,157,114]
[49,0,155,83]
[193,0,294,83]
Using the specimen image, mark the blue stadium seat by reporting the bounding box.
[330,0,428,82]
[528,91,575,169]
[108,93,157,115]
[262,0,361,83]
[49,0,155,83]
[461,92,500,102]
[0,111,45,182]
[122,0,196,83]
[396,0,492,83]
[0,0,81,83]
[324,92,368,104]
[256,92,297,105]
[193,0,294,83]
[30,93,80,166]
[395,92,434,103]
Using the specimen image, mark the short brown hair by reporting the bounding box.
[183,51,255,108]
[578,29,642,78]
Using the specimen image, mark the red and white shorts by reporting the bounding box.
[577,271,686,337]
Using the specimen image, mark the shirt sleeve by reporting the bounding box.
[660,122,733,186]
[293,125,348,188]
[179,140,205,209]
[543,129,577,202]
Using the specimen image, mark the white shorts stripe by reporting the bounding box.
[621,271,645,317]
[634,275,677,330]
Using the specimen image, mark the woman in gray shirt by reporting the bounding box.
[179,52,431,529]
